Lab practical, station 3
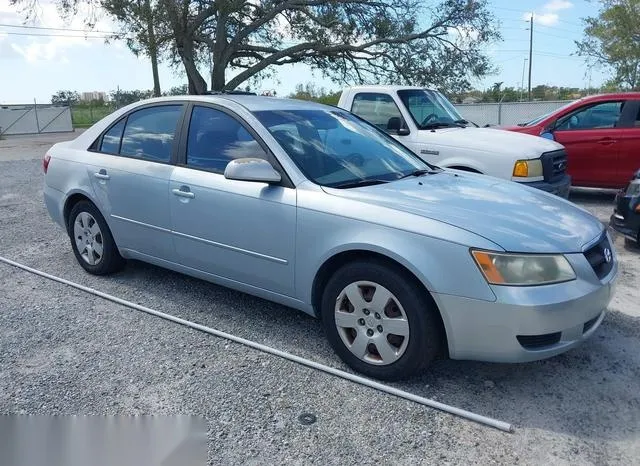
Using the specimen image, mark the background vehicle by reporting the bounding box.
[44,96,615,380]
[504,93,640,189]
[337,86,571,198]
[610,168,640,245]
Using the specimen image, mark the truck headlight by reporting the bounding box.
[471,250,576,285]
[512,159,543,179]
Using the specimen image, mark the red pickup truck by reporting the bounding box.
[503,93,640,189]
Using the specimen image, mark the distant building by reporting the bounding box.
[80,91,108,102]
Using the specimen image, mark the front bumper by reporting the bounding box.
[521,174,571,199]
[433,246,617,363]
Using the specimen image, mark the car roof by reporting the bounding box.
[577,92,640,102]
[130,94,332,112]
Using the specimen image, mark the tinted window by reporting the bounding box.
[120,105,182,162]
[186,106,267,174]
[100,118,125,154]
[351,93,404,133]
[556,101,623,131]
[397,89,464,128]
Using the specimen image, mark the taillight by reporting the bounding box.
[43,153,51,174]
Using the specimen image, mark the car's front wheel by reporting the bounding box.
[321,260,443,381]
[68,200,125,275]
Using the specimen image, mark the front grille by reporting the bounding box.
[583,315,599,333]
[541,150,568,182]
[584,234,614,280]
[517,332,562,349]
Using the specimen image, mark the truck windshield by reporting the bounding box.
[397,89,466,129]
[253,108,436,188]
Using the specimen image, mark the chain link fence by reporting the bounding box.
[453,100,572,127]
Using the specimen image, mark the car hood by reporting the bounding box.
[423,126,561,157]
[323,171,603,253]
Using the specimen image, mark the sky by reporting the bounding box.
[0,0,606,104]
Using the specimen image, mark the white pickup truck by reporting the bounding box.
[337,86,571,197]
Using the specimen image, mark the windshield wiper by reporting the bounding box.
[399,169,432,179]
[421,121,466,129]
[330,179,390,189]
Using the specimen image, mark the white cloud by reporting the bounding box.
[543,0,573,12]
[0,0,117,64]
[522,11,560,26]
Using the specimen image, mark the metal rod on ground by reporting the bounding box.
[0,255,514,433]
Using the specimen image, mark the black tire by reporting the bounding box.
[321,259,443,381]
[67,200,125,275]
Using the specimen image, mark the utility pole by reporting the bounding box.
[528,14,533,101]
[521,58,528,101]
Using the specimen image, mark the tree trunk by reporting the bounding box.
[211,66,226,91]
[144,0,161,96]
[178,42,208,94]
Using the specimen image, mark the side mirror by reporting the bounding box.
[540,131,555,141]
[387,117,410,136]
[224,158,281,184]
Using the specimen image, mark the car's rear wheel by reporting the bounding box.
[321,260,442,381]
[68,200,124,275]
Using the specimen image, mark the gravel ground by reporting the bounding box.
[1,134,639,464]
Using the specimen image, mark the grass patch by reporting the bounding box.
[71,106,115,127]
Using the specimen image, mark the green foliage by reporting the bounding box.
[51,90,80,105]
[109,89,154,107]
[450,84,614,104]
[576,0,640,90]
[163,84,189,96]
[289,83,341,106]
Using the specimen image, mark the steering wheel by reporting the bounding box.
[345,153,365,167]
[420,113,439,126]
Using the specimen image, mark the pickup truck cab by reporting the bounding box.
[503,93,640,189]
[338,86,571,197]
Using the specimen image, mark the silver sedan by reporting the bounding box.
[43,95,617,380]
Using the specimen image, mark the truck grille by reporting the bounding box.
[541,150,568,182]
[584,234,614,280]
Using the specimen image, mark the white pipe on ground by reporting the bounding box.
[0,255,514,433]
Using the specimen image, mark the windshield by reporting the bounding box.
[397,89,465,129]
[253,109,433,188]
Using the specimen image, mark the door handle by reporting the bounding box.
[94,169,110,180]
[597,137,617,145]
[172,187,195,199]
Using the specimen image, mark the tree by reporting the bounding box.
[576,0,640,90]
[110,89,153,107]
[164,84,189,96]
[289,82,341,105]
[17,0,499,95]
[51,90,80,105]
[101,0,166,96]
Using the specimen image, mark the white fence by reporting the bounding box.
[0,104,73,136]
[453,100,572,127]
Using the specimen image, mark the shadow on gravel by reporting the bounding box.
[96,258,640,443]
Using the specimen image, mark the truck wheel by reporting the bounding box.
[321,259,442,381]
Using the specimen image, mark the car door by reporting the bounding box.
[615,100,640,187]
[551,101,624,188]
[169,104,296,296]
[88,103,185,261]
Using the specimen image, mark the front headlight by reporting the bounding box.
[512,159,543,179]
[471,250,576,285]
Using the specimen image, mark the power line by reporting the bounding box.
[0,22,120,35]
[0,31,117,39]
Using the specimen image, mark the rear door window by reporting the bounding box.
[119,105,183,162]
[99,119,126,154]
